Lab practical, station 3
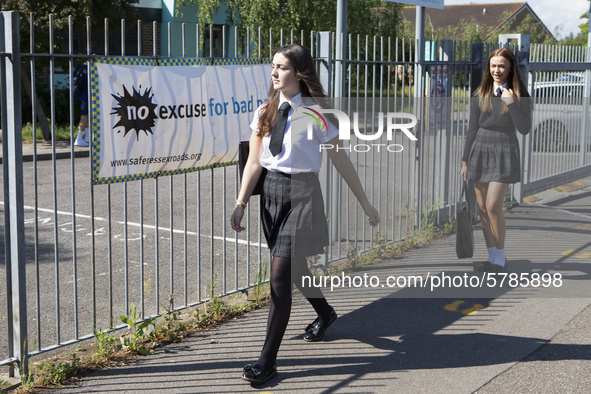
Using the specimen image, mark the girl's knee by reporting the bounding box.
[486,201,503,216]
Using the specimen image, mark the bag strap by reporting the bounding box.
[461,180,472,215]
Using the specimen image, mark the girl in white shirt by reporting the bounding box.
[231,44,379,384]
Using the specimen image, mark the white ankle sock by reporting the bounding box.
[494,248,506,267]
[487,247,496,263]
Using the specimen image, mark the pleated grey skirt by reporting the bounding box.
[467,128,521,184]
[261,170,329,258]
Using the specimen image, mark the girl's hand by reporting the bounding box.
[501,87,515,105]
[459,161,468,181]
[361,202,380,227]
[231,206,246,232]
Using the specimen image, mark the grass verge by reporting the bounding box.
[10,281,270,393]
[21,123,72,142]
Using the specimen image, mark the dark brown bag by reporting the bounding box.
[239,141,266,196]
[456,181,474,259]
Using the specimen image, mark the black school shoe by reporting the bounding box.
[241,363,277,384]
[303,307,337,342]
[475,259,508,273]
[488,260,508,273]
[475,261,493,272]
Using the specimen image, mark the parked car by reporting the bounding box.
[532,80,584,100]
[553,72,584,83]
[529,79,590,152]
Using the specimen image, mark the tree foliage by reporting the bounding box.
[490,11,555,45]
[398,9,555,46]
[578,0,590,35]
[398,16,485,44]
[555,0,589,45]
[1,0,141,138]
[177,0,403,56]
[561,32,588,46]
[1,0,140,55]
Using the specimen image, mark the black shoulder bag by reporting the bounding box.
[456,180,474,259]
[239,141,266,196]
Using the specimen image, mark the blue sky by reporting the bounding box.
[443,0,590,39]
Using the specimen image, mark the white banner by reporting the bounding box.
[385,0,444,9]
[90,58,271,184]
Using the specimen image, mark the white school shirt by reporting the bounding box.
[250,93,339,174]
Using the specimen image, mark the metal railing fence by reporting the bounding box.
[523,43,591,196]
[2,11,591,377]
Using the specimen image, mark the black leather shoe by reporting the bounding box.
[303,306,337,333]
[475,261,493,272]
[304,307,337,342]
[241,363,277,384]
[488,260,507,274]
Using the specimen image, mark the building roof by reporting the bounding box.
[401,2,554,40]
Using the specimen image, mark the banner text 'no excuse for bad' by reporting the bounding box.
[91,58,271,184]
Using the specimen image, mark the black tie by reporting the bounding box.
[269,102,291,157]
[495,87,503,97]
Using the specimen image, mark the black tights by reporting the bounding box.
[257,256,332,370]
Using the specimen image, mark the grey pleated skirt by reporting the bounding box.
[261,170,329,258]
[467,128,521,183]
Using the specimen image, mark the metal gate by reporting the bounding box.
[524,43,591,196]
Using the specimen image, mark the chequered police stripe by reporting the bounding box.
[96,57,156,66]
[159,58,210,67]
[92,57,270,67]
[90,60,101,180]
[214,58,272,66]
[94,160,240,185]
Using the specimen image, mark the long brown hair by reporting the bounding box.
[257,44,328,137]
[474,47,532,113]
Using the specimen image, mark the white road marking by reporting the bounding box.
[0,201,266,247]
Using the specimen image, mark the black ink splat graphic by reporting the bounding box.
[111,85,158,140]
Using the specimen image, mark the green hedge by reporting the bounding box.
[21,85,81,127]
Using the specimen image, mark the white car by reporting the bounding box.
[529,79,590,151]
[553,72,584,83]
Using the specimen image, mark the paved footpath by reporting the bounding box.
[0,139,90,164]
[32,176,591,393]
